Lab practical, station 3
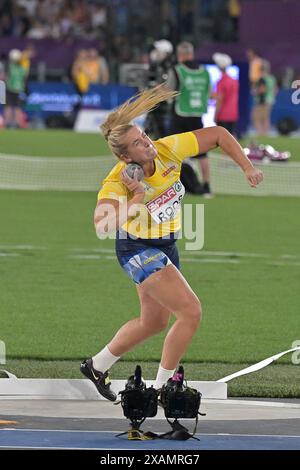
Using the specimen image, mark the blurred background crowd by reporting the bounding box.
[0,1,239,48]
[0,0,299,140]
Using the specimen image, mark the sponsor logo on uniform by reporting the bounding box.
[162,165,176,177]
[143,253,162,265]
[146,187,177,213]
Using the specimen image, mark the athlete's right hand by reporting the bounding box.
[121,169,145,197]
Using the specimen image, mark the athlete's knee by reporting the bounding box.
[180,297,202,326]
[190,298,202,325]
[140,312,170,334]
[152,317,170,334]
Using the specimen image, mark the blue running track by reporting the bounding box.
[1,429,300,450]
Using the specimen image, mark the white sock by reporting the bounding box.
[92,346,120,373]
[154,365,176,389]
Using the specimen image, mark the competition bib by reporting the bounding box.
[145,180,185,224]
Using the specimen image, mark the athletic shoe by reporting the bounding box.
[80,358,117,401]
[202,182,214,198]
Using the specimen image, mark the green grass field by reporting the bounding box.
[0,130,299,397]
[0,129,299,160]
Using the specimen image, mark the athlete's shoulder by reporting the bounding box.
[154,132,196,149]
[102,160,125,184]
[98,160,128,201]
[154,135,175,150]
[154,132,199,162]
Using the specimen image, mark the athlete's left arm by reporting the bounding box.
[192,126,263,188]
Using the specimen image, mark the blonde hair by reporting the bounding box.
[100,84,177,158]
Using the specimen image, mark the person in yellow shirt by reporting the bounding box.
[246,48,263,86]
[80,85,263,401]
[72,49,90,95]
[228,0,241,40]
[86,48,109,85]
[20,44,36,76]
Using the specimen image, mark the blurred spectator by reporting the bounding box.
[85,48,109,85]
[144,39,174,138]
[0,13,14,36]
[16,0,38,16]
[0,0,107,41]
[20,43,36,96]
[201,0,212,17]
[90,2,107,30]
[160,5,176,45]
[58,8,74,39]
[227,0,241,41]
[71,49,90,95]
[252,60,277,135]
[16,8,32,36]
[281,66,295,90]
[0,0,238,47]
[166,41,212,197]
[246,48,264,86]
[20,43,36,75]
[264,61,277,107]
[0,53,6,81]
[212,0,231,42]
[148,40,174,87]
[27,20,49,39]
[36,0,58,19]
[71,47,109,116]
[181,2,194,40]
[212,52,239,135]
[4,49,27,128]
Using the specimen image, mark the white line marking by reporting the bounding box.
[0,428,122,434]
[181,257,240,264]
[0,153,114,161]
[72,247,271,257]
[269,261,300,267]
[68,254,240,264]
[0,445,127,450]
[204,399,300,409]
[68,255,116,260]
[69,255,106,260]
[186,250,270,258]
[0,245,46,250]
[67,253,300,267]
[0,253,19,257]
[0,429,299,439]
[71,247,114,253]
[71,247,300,262]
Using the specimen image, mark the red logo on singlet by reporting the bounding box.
[162,165,176,177]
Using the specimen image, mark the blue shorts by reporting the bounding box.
[116,230,180,284]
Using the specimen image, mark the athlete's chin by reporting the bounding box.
[148,148,157,159]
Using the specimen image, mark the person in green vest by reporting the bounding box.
[166,41,212,197]
[4,49,27,128]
